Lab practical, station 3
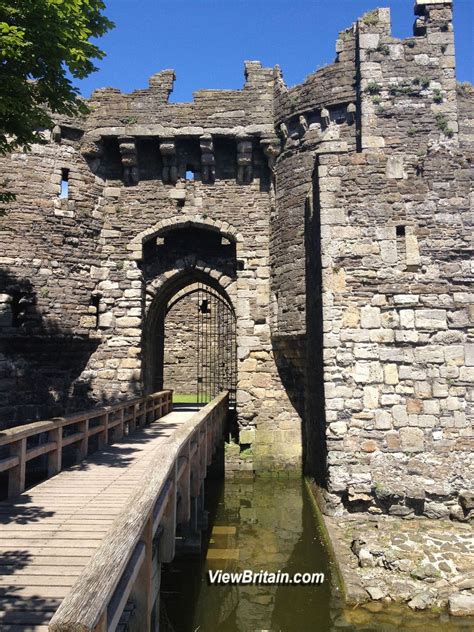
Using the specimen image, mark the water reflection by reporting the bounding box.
[160,478,473,632]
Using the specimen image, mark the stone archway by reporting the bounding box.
[143,268,236,406]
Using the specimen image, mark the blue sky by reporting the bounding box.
[75,0,474,101]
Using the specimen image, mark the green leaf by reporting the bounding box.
[0,0,114,153]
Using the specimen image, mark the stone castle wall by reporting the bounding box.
[0,0,472,516]
[271,0,473,518]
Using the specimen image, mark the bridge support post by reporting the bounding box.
[98,413,108,450]
[158,468,177,563]
[8,438,26,497]
[176,446,191,526]
[77,419,89,461]
[48,427,62,476]
[129,516,153,632]
[196,482,208,531]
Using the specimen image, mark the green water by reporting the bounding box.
[160,478,473,632]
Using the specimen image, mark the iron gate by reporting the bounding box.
[165,283,237,407]
[195,284,236,407]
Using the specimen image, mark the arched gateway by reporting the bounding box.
[144,274,237,408]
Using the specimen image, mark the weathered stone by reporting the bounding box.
[449,592,474,617]
[399,428,424,452]
[358,548,375,568]
[459,491,474,512]
[408,592,435,610]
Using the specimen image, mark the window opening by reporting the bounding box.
[59,169,69,199]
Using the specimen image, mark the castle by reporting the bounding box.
[0,0,472,520]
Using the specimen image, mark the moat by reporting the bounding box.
[161,478,473,631]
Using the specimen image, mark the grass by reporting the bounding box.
[173,392,211,404]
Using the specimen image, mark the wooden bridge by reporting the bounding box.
[0,390,228,631]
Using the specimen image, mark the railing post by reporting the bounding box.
[98,413,108,450]
[190,438,201,498]
[200,427,208,480]
[78,418,89,461]
[8,438,26,498]
[206,417,212,466]
[130,402,137,433]
[158,468,177,564]
[176,445,191,526]
[48,426,62,477]
[116,408,125,441]
[139,399,146,428]
[129,516,153,632]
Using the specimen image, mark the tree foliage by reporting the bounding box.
[0,0,113,156]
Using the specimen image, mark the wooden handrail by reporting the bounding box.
[49,391,228,632]
[0,390,173,499]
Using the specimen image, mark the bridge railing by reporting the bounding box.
[49,391,228,632]
[0,390,173,499]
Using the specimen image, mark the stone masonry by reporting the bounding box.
[0,0,472,518]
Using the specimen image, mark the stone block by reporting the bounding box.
[353,361,383,384]
[384,364,399,385]
[374,410,392,430]
[415,0,452,5]
[465,344,474,367]
[432,381,448,397]
[415,309,447,330]
[116,316,141,327]
[459,367,474,383]
[386,156,405,179]
[423,400,440,415]
[400,310,415,329]
[407,398,423,414]
[405,234,421,266]
[329,421,347,436]
[361,440,378,453]
[360,305,381,329]
[415,346,444,363]
[386,431,401,450]
[380,241,397,265]
[394,295,419,306]
[399,427,424,452]
[90,266,109,281]
[79,316,96,328]
[169,189,186,200]
[362,135,385,149]
[414,54,430,66]
[364,386,379,409]
[449,593,474,617]
[359,34,380,49]
[342,306,360,327]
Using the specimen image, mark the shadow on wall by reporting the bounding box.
[0,269,103,429]
[270,160,328,487]
[303,162,328,487]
